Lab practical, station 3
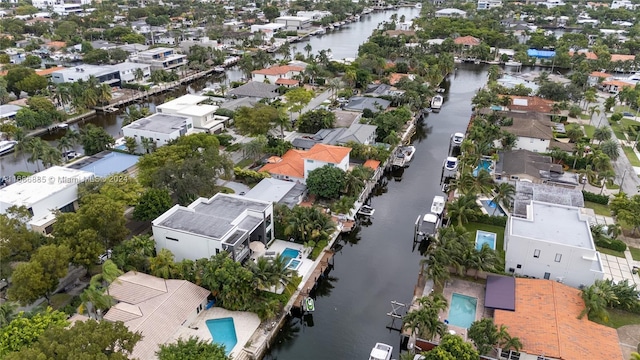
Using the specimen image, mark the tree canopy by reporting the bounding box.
[233,104,281,136]
[297,109,336,133]
[0,308,68,357]
[306,165,346,199]
[156,337,230,360]
[80,124,115,155]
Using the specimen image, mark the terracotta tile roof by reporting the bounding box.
[507,95,555,113]
[569,51,598,60]
[589,71,611,78]
[259,149,306,179]
[388,73,410,85]
[494,278,623,360]
[603,80,634,88]
[454,35,480,46]
[252,65,304,76]
[501,115,554,140]
[363,159,381,170]
[304,143,351,163]
[47,41,66,49]
[275,78,300,85]
[384,29,416,37]
[36,66,65,76]
[611,54,635,62]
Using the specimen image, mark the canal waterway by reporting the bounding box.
[264,64,488,360]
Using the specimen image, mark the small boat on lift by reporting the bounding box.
[304,297,315,312]
[431,95,443,110]
[431,196,445,216]
[401,145,416,163]
[369,343,393,360]
[358,205,375,217]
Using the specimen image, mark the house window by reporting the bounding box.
[516,264,522,269]
[555,253,562,262]
[166,237,178,242]
[510,175,519,180]
[306,159,314,163]
[215,248,220,254]
[533,249,541,258]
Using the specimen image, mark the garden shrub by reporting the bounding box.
[582,190,609,205]
[475,214,507,227]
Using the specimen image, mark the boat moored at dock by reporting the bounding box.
[369,343,393,360]
[415,213,440,241]
[0,140,17,156]
[430,196,445,216]
[430,95,443,110]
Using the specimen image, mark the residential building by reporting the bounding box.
[51,65,120,86]
[434,8,467,18]
[296,10,332,20]
[227,81,280,100]
[154,94,228,133]
[505,200,604,288]
[453,35,481,48]
[152,193,274,262]
[601,79,634,94]
[68,151,140,177]
[156,94,209,114]
[0,104,22,122]
[122,113,193,153]
[32,0,91,9]
[260,143,351,182]
[244,178,307,208]
[250,23,287,38]
[343,96,391,113]
[103,271,210,360]
[52,3,87,16]
[0,166,94,234]
[275,16,311,30]
[477,0,502,9]
[495,149,579,187]
[506,95,556,114]
[131,47,187,71]
[251,65,303,85]
[540,0,566,8]
[498,111,572,153]
[493,278,622,360]
[110,62,151,83]
[588,71,613,87]
[611,0,635,9]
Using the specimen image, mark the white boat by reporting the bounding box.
[402,145,416,162]
[213,66,225,72]
[369,343,393,360]
[415,2,422,8]
[505,60,522,67]
[57,123,69,129]
[358,205,375,217]
[416,213,440,239]
[431,95,443,110]
[0,140,17,156]
[431,195,445,216]
[452,132,464,145]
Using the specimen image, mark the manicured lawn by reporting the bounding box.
[584,201,611,216]
[594,308,640,328]
[623,146,640,167]
[235,158,254,168]
[610,121,627,140]
[596,246,625,258]
[583,124,596,139]
[614,104,633,114]
[463,222,506,258]
[630,246,640,261]
[579,114,591,120]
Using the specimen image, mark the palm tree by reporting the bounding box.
[473,169,495,196]
[599,169,616,194]
[607,223,622,239]
[134,68,145,82]
[304,43,312,59]
[149,248,178,279]
[447,194,482,227]
[579,165,597,189]
[331,196,355,215]
[600,139,620,161]
[0,302,17,327]
[251,256,279,290]
[328,78,342,101]
[566,125,585,143]
[474,245,501,279]
[242,136,267,161]
[97,83,112,105]
[578,280,617,322]
[26,137,46,171]
[492,182,515,214]
[592,126,611,144]
[591,151,612,173]
[402,293,448,340]
[90,259,123,296]
[40,145,62,168]
[56,135,73,154]
[78,285,115,320]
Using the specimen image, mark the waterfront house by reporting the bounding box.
[260,143,351,182]
[110,62,151,83]
[0,104,22,122]
[497,111,573,153]
[493,278,621,360]
[505,95,556,115]
[250,23,287,39]
[275,16,311,31]
[156,94,230,134]
[342,96,391,113]
[0,166,94,234]
[244,178,307,209]
[434,8,467,18]
[130,47,187,71]
[453,35,480,49]
[611,0,635,9]
[601,79,633,94]
[51,63,150,85]
[122,113,193,154]
[152,193,274,262]
[477,0,502,9]
[494,149,579,187]
[296,10,332,20]
[103,271,210,360]
[228,81,280,101]
[251,65,303,85]
[504,200,604,288]
[588,71,613,87]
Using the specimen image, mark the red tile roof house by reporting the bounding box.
[251,65,303,86]
[588,71,613,87]
[453,35,481,48]
[260,143,351,183]
[601,79,634,94]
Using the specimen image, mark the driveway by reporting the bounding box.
[216,179,250,195]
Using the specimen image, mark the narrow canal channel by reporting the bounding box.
[265,65,489,360]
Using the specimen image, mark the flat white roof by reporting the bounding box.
[156,94,208,111]
[511,201,593,249]
[276,16,311,21]
[0,166,94,207]
[177,104,218,117]
[254,23,286,29]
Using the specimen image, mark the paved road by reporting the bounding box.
[592,98,640,195]
[291,89,332,121]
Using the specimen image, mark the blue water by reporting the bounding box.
[287,259,302,270]
[472,159,492,177]
[447,293,477,329]
[115,144,127,150]
[282,248,300,262]
[475,230,497,251]
[206,318,238,355]
[480,199,506,216]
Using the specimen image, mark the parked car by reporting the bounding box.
[444,157,458,171]
[97,249,112,264]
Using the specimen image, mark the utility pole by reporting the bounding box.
[620,168,628,191]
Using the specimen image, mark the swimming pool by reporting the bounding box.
[206,317,238,355]
[480,199,506,216]
[473,159,493,177]
[447,293,477,329]
[282,247,300,262]
[287,259,302,270]
[475,230,497,251]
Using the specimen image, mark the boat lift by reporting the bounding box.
[386,300,406,332]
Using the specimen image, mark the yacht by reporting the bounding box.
[0,140,17,156]
[416,213,440,240]
[504,60,522,67]
[431,95,443,110]
[431,196,445,216]
[369,343,393,360]
[452,132,465,145]
[401,145,416,163]
[358,205,375,217]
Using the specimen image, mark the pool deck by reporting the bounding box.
[170,307,260,358]
[440,278,488,339]
[253,240,315,281]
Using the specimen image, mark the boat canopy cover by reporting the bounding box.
[370,348,389,360]
[423,213,439,223]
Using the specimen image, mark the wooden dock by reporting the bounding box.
[293,250,334,308]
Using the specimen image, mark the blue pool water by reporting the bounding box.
[480,199,506,216]
[114,144,127,151]
[475,230,497,251]
[447,293,478,329]
[287,259,302,270]
[282,248,300,262]
[473,159,492,177]
[206,318,238,355]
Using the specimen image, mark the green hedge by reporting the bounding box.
[596,238,627,252]
[122,83,151,91]
[475,214,507,227]
[582,190,609,205]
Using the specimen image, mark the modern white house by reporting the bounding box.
[504,200,604,289]
[122,113,193,153]
[131,47,187,71]
[251,65,304,85]
[32,0,91,9]
[274,16,311,30]
[152,193,274,262]
[155,94,230,133]
[250,23,287,39]
[51,63,150,85]
[434,8,467,18]
[296,10,332,20]
[477,0,502,9]
[611,0,635,9]
[103,271,210,360]
[110,62,151,83]
[0,166,94,234]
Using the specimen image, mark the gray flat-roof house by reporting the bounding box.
[292,121,377,150]
[228,81,280,100]
[0,104,22,121]
[244,178,306,208]
[495,149,578,187]
[152,193,274,262]
[275,16,311,30]
[505,200,604,288]
[51,65,120,85]
[131,47,187,71]
[343,96,391,113]
[122,113,193,154]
